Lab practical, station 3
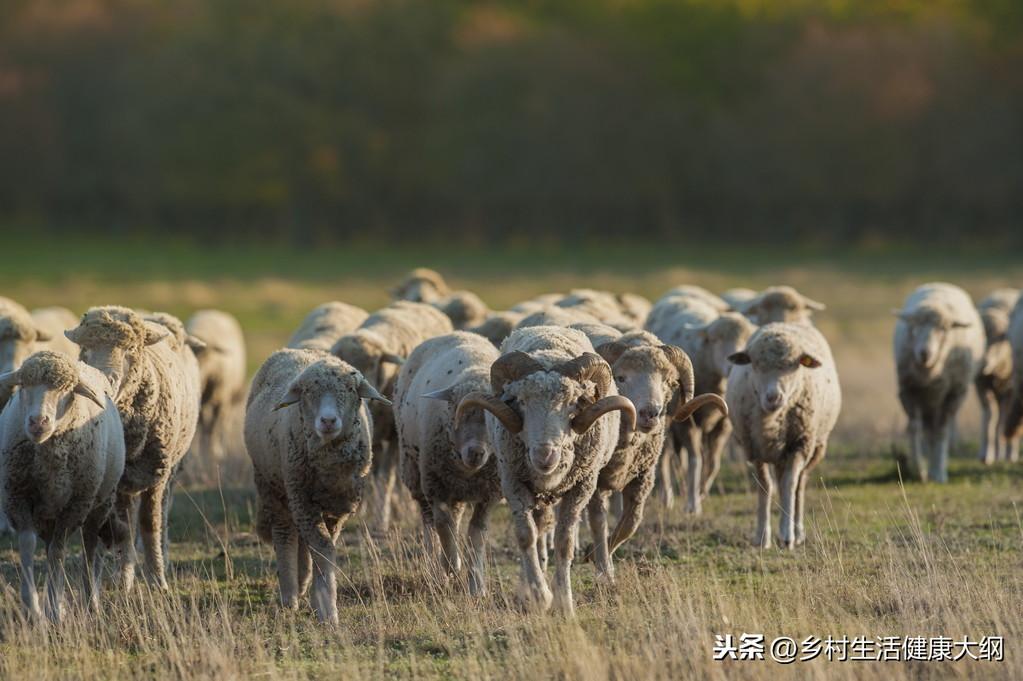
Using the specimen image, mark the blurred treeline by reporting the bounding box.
[1,0,1022,246]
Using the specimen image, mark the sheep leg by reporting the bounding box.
[700,416,731,498]
[114,492,138,592]
[679,424,703,514]
[926,419,951,484]
[81,516,106,613]
[655,428,676,509]
[292,503,340,626]
[778,453,806,549]
[433,501,463,579]
[585,489,613,584]
[907,411,927,482]
[608,469,655,556]
[371,438,399,533]
[534,506,553,573]
[795,444,825,545]
[752,462,773,548]
[44,531,69,624]
[467,500,494,597]
[417,499,439,562]
[552,484,592,617]
[18,528,42,620]
[978,384,998,464]
[510,506,552,611]
[138,485,169,589]
[271,523,300,609]
[297,537,313,598]
[609,491,623,520]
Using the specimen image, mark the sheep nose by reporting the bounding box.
[27,415,51,440]
[462,445,487,468]
[530,444,561,473]
[317,415,338,431]
[637,405,662,431]
[764,392,784,411]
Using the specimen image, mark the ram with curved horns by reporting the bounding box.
[585,331,728,582]
[454,326,635,616]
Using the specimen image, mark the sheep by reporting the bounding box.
[569,322,628,349]
[394,332,501,595]
[64,306,201,590]
[587,331,727,580]
[454,326,636,615]
[287,302,369,352]
[245,348,390,625]
[726,322,841,548]
[186,309,248,463]
[31,306,81,358]
[616,293,652,327]
[470,310,526,348]
[0,297,59,408]
[657,285,730,312]
[720,288,758,309]
[0,351,125,622]
[740,285,826,325]
[433,290,490,330]
[510,293,565,314]
[894,283,984,483]
[330,301,454,531]
[391,267,450,303]
[556,289,634,328]
[974,289,1020,464]
[645,295,755,513]
[1001,296,1023,449]
[516,305,602,331]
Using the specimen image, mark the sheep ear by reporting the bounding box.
[802,296,826,311]
[185,335,207,352]
[380,352,405,366]
[64,327,83,344]
[34,326,52,342]
[798,354,822,369]
[73,381,106,409]
[421,387,456,403]
[358,379,392,406]
[145,327,170,346]
[727,352,751,365]
[0,369,22,393]
[273,382,302,411]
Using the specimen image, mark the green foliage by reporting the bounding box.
[0,0,1021,244]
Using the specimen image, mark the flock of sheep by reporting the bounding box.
[0,270,1019,625]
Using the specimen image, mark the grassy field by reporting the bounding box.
[0,241,1021,679]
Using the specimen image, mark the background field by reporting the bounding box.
[0,246,1021,679]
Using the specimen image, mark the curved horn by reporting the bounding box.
[490,351,544,395]
[555,352,612,397]
[673,393,728,423]
[594,341,628,367]
[572,395,636,435]
[659,345,695,406]
[455,391,522,433]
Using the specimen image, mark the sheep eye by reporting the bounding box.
[615,375,626,383]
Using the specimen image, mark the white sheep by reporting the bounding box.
[894,283,984,482]
[31,306,81,358]
[556,289,635,328]
[645,294,755,513]
[391,268,450,303]
[0,351,125,622]
[394,332,501,595]
[740,285,826,325]
[245,348,389,625]
[287,301,369,352]
[330,301,454,531]
[588,331,727,580]
[432,290,489,330]
[975,289,1020,464]
[65,306,201,590]
[720,288,758,309]
[726,322,841,548]
[516,305,602,330]
[454,326,635,615]
[1000,296,1023,450]
[0,297,61,408]
[186,309,248,463]
[470,310,526,348]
